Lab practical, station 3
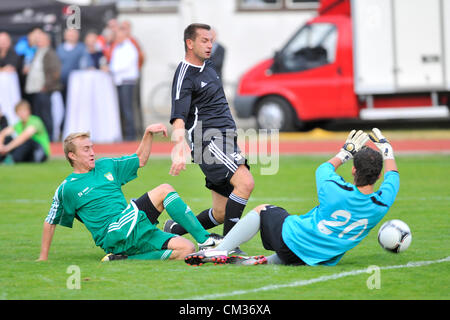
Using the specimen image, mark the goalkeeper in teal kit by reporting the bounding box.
[185,128,400,266]
[38,123,222,262]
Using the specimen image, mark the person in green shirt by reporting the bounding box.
[0,100,50,163]
[37,124,222,262]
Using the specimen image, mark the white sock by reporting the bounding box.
[215,210,260,252]
[266,253,284,265]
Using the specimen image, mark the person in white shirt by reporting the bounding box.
[109,25,139,141]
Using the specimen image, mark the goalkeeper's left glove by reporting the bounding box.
[368,128,395,160]
[335,129,369,163]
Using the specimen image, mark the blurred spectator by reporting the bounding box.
[56,29,85,102]
[108,24,139,141]
[25,32,61,141]
[79,31,107,70]
[0,107,8,131]
[120,20,145,136]
[98,18,119,63]
[15,27,42,73]
[0,32,21,73]
[210,28,225,79]
[98,27,114,62]
[120,20,145,69]
[0,100,50,164]
[14,27,42,98]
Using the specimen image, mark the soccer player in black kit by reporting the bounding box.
[165,23,254,247]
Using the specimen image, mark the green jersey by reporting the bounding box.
[45,154,141,249]
[14,115,50,156]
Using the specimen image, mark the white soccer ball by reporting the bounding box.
[377,219,412,253]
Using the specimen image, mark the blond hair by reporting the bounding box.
[14,99,31,112]
[63,132,90,167]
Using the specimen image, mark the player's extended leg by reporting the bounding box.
[214,204,269,252]
[146,184,211,244]
[185,204,278,266]
[103,234,196,261]
[184,204,269,266]
[209,190,227,224]
[224,164,254,235]
[164,190,225,235]
[165,236,196,260]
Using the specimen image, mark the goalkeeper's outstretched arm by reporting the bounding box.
[368,128,398,173]
[328,129,369,170]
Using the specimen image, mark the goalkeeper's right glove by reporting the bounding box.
[368,128,394,160]
[335,129,369,163]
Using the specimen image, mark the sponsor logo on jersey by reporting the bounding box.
[78,186,93,197]
[104,172,114,181]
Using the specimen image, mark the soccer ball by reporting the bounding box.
[377,219,412,253]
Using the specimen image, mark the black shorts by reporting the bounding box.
[260,205,306,266]
[193,131,249,197]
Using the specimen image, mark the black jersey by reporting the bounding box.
[170,59,236,143]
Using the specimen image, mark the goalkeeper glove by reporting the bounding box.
[368,128,394,160]
[335,129,369,163]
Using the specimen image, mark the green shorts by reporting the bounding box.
[102,201,176,255]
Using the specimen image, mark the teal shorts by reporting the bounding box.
[102,201,176,255]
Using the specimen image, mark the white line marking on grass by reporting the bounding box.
[0,199,47,204]
[186,256,450,300]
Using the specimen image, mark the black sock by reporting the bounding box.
[132,194,161,224]
[223,193,248,236]
[170,208,219,235]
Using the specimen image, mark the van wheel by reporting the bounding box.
[256,96,297,131]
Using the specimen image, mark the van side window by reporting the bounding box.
[273,23,337,73]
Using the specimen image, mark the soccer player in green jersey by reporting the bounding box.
[38,123,222,262]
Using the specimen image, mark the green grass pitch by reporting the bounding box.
[0,155,449,300]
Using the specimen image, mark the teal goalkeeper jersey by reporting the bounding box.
[45,154,140,247]
[282,162,400,266]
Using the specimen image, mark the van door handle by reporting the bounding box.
[422,55,440,63]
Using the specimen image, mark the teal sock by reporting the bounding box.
[127,250,172,260]
[163,192,209,243]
